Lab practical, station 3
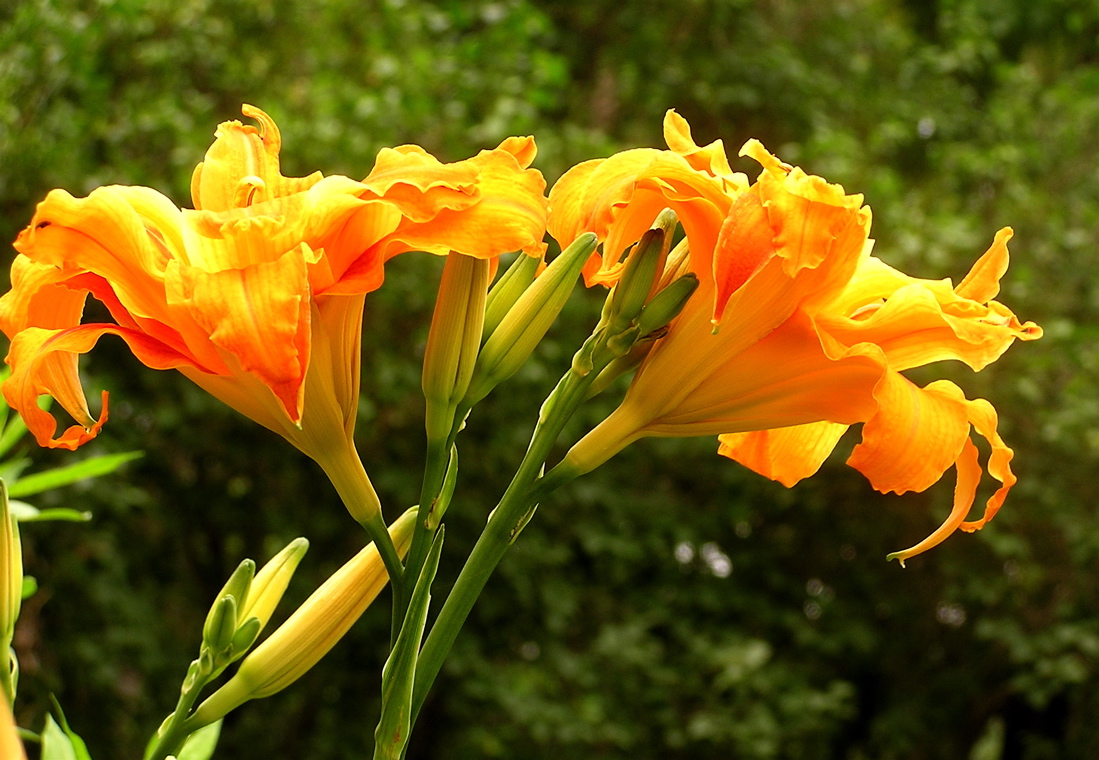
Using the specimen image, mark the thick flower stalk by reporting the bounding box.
[550,111,1041,564]
[0,106,547,531]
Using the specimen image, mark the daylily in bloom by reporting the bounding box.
[0,106,547,524]
[549,111,1041,564]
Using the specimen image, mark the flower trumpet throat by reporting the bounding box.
[550,110,1041,564]
[188,508,417,725]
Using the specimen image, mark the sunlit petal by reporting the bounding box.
[718,421,850,487]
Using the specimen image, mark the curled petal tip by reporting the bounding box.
[739,139,791,174]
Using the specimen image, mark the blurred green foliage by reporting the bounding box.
[1,0,1098,758]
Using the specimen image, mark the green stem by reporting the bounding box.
[397,438,451,636]
[409,355,598,723]
[358,511,405,596]
[146,661,209,760]
[0,648,15,708]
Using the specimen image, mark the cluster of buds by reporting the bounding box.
[579,210,700,396]
[196,538,310,683]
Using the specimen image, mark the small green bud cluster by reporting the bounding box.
[198,538,309,681]
[581,212,700,396]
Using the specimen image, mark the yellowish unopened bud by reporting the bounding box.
[237,537,309,634]
[0,483,20,706]
[188,508,418,726]
[0,483,21,653]
[1,690,26,760]
[422,253,490,442]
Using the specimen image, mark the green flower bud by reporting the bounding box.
[484,253,540,338]
[188,509,419,726]
[636,273,700,337]
[204,559,254,633]
[464,232,598,407]
[605,214,675,331]
[202,595,238,655]
[228,616,262,659]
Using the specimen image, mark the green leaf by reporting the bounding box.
[51,701,92,760]
[21,576,36,600]
[6,451,142,498]
[41,714,91,760]
[0,417,27,461]
[176,719,222,760]
[0,459,31,487]
[9,501,92,523]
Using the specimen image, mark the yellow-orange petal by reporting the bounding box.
[165,245,314,423]
[4,325,202,449]
[886,437,983,567]
[375,145,549,261]
[662,110,736,180]
[359,145,480,221]
[818,281,1038,372]
[847,373,971,495]
[958,395,1015,532]
[956,227,1011,302]
[495,135,538,169]
[193,105,323,212]
[0,257,87,336]
[717,421,850,487]
[644,309,884,436]
[711,188,776,322]
[742,140,869,282]
[14,188,176,323]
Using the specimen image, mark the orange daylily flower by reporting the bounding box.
[1,106,547,520]
[551,111,1041,564]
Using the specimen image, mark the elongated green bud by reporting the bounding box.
[202,559,253,640]
[463,233,598,407]
[483,253,540,338]
[203,595,239,656]
[188,508,418,726]
[606,229,666,332]
[229,616,262,659]
[422,254,490,443]
[238,537,309,634]
[636,273,700,337]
